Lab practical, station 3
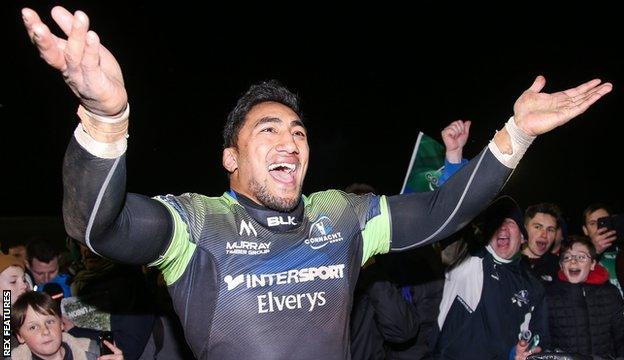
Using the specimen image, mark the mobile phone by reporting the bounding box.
[598,214,624,245]
[597,216,614,231]
[98,331,114,355]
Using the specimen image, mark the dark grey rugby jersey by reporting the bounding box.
[152,190,391,360]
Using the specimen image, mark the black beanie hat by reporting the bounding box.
[481,196,528,241]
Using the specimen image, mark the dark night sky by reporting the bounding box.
[2,1,623,236]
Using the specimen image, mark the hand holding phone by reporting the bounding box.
[597,214,623,246]
[98,331,114,356]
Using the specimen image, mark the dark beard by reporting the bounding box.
[250,179,300,212]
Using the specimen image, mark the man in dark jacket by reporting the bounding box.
[434,196,549,360]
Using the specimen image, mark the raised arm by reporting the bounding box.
[442,119,470,164]
[439,119,470,185]
[22,7,172,264]
[389,76,612,251]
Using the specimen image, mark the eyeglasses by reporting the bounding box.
[561,254,592,263]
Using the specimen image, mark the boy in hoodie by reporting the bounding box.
[546,235,624,358]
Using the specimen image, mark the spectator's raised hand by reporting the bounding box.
[442,120,471,163]
[22,6,127,116]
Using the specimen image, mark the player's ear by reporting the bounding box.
[223,148,238,173]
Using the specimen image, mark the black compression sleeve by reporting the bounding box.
[387,147,512,251]
[62,137,172,264]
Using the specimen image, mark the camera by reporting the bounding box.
[98,331,114,355]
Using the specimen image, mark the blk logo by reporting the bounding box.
[267,216,297,227]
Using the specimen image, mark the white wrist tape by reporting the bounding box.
[488,116,535,168]
[81,104,130,124]
[73,104,129,159]
[74,123,127,159]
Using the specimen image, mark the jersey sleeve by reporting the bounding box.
[342,192,392,265]
[150,195,197,285]
[361,196,392,265]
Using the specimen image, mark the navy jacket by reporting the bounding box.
[435,247,549,359]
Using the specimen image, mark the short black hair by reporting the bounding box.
[26,237,60,264]
[1,238,28,254]
[524,203,561,228]
[223,80,302,149]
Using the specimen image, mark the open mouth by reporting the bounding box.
[567,268,582,276]
[496,236,510,249]
[268,162,297,184]
[535,240,549,252]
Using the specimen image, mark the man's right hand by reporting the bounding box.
[22,6,127,117]
[591,227,617,254]
[512,76,612,137]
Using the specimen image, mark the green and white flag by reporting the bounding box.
[400,132,445,194]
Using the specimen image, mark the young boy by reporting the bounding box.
[11,291,123,360]
[546,236,624,358]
